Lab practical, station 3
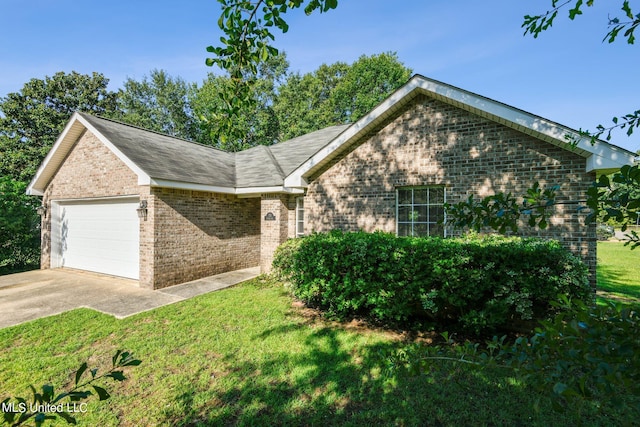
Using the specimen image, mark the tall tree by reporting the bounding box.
[274,61,349,140]
[209,0,638,145]
[0,177,40,274]
[0,71,118,182]
[192,53,288,151]
[0,71,117,275]
[116,69,198,140]
[274,53,412,141]
[329,52,412,124]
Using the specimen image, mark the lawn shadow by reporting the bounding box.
[597,263,640,300]
[157,318,590,426]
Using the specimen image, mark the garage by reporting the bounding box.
[52,198,140,279]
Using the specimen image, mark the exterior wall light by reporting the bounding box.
[137,200,148,221]
[36,205,46,216]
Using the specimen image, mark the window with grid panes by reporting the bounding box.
[396,187,445,237]
[296,197,305,237]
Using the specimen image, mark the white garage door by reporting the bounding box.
[53,198,140,279]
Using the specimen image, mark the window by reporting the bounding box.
[296,197,305,237]
[396,187,445,237]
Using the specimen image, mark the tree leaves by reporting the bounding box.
[205,0,340,150]
[0,71,118,182]
[1,350,141,426]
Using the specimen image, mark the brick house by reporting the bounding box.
[27,75,636,289]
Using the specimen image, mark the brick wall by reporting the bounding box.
[148,188,261,289]
[260,195,295,273]
[41,129,261,289]
[304,95,597,284]
[41,130,141,269]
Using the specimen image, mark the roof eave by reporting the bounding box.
[26,113,152,196]
[284,75,637,187]
[149,178,304,197]
[27,112,85,195]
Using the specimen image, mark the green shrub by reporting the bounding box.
[272,231,591,335]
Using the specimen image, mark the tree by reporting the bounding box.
[0,71,118,182]
[115,69,198,141]
[329,52,412,124]
[191,53,288,151]
[0,177,40,275]
[274,53,412,141]
[206,0,338,140]
[274,61,348,140]
[0,71,118,275]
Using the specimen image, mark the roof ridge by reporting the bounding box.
[77,112,231,155]
[263,145,285,178]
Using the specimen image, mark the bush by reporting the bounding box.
[273,231,591,335]
[596,223,615,240]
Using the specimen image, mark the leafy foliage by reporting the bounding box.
[384,297,640,416]
[115,69,198,140]
[445,183,559,234]
[206,0,338,149]
[274,53,411,140]
[587,164,640,248]
[523,0,640,44]
[0,71,118,182]
[1,350,140,427]
[446,165,640,249]
[273,231,590,335]
[273,61,349,140]
[191,53,288,151]
[327,52,412,124]
[0,177,40,275]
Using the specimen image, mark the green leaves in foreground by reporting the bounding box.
[1,350,141,427]
[206,0,338,150]
[444,182,559,234]
[586,165,640,249]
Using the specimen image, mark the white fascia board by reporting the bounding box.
[284,81,419,188]
[149,179,237,194]
[586,149,637,173]
[149,179,304,196]
[76,114,151,185]
[235,186,304,195]
[27,112,84,195]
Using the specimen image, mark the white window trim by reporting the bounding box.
[296,197,305,237]
[395,186,447,237]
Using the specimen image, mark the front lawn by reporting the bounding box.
[597,241,640,303]
[0,276,633,426]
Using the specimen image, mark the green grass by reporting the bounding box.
[597,241,640,303]
[0,276,634,426]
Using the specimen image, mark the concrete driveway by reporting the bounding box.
[0,267,259,329]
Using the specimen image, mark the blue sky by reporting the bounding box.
[1,0,638,152]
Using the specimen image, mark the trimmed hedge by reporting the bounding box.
[272,231,591,335]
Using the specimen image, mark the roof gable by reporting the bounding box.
[284,74,637,188]
[27,113,345,196]
[28,75,637,197]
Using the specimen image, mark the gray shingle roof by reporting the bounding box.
[235,125,349,187]
[78,113,347,189]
